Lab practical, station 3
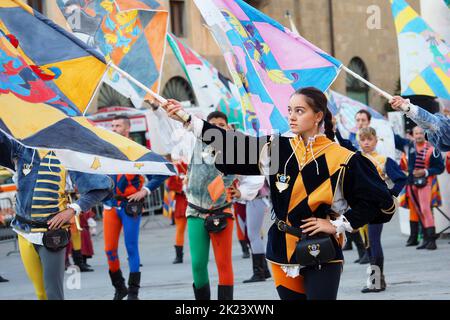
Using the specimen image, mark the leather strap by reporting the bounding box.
[187,202,232,215]
[274,217,303,239]
[15,214,51,228]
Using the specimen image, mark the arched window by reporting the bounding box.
[244,0,270,9]
[170,0,186,37]
[162,76,196,106]
[97,83,133,109]
[27,0,43,13]
[346,57,370,105]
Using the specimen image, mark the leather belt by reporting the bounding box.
[113,195,144,204]
[114,195,129,201]
[14,214,69,230]
[15,214,52,228]
[274,217,303,239]
[187,202,232,215]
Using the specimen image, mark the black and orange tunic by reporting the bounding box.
[195,120,396,266]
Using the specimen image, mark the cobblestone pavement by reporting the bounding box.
[0,212,449,300]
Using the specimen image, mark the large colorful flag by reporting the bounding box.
[167,33,245,130]
[57,0,169,108]
[328,91,396,159]
[193,0,342,134]
[0,1,106,115]
[390,0,450,100]
[0,1,174,176]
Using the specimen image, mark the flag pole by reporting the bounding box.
[284,13,408,112]
[108,63,191,122]
[341,66,409,111]
[285,10,301,36]
[342,65,393,100]
[109,62,167,103]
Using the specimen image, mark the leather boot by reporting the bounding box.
[417,227,430,249]
[0,275,8,283]
[353,233,367,263]
[218,285,233,300]
[193,283,211,300]
[72,250,93,272]
[361,257,385,293]
[262,256,271,279]
[127,272,141,300]
[173,245,183,264]
[243,254,266,283]
[425,227,437,250]
[83,256,92,268]
[109,269,128,300]
[239,240,250,259]
[406,221,419,246]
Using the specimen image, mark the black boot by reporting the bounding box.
[375,257,385,290]
[425,227,438,250]
[239,240,250,259]
[127,272,141,300]
[109,269,128,300]
[0,275,8,283]
[218,285,233,300]
[72,250,93,272]
[342,232,353,251]
[243,254,266,283]
[361,257,386,293]
[173,245,183,264]
[262,256,271,279]
[353,233,367,263]
[417,228,430,250]
[193,283,211,300]
[82,256,92,268]
[406,221,419,246]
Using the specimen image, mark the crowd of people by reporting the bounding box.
[0,88,449,300]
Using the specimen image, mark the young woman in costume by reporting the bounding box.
[163,87,397,300]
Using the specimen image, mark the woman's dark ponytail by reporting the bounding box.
[323,108,335,141]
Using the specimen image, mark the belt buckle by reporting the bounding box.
[277,220,287,232]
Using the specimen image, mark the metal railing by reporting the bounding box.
[92,187,164,236]
[436,207,450,236]
[140,187,164,229]
[0,198,18,256]
[144,187,163,214]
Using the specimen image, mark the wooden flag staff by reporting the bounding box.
[285,10,408,112]
[110,57,409,115]
[342,66,409,111]
[109,63,191,122]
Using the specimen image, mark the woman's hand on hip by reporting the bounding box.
[301,217,337,236]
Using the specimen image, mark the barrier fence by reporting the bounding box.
[0,198,18,256]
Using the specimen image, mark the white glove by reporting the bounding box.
[87,217,97,228]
